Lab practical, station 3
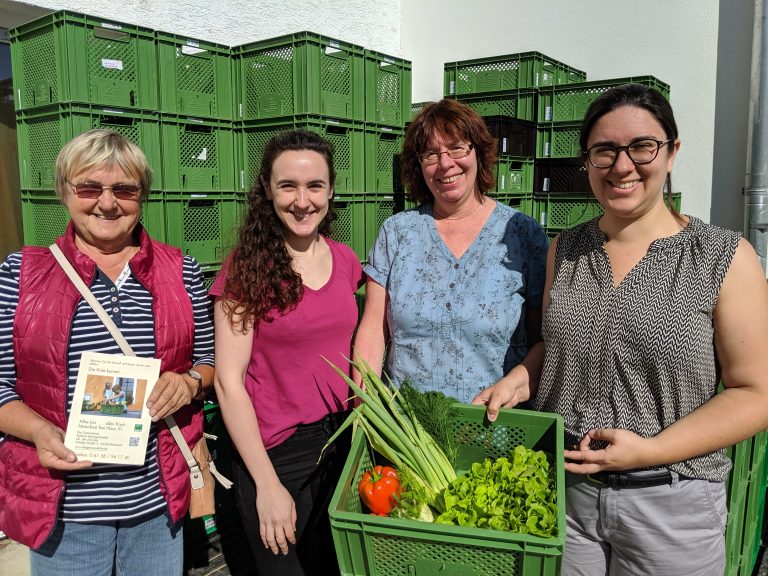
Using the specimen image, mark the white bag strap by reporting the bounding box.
[49,243,205,489]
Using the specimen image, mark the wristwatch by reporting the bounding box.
[187,369,203,400]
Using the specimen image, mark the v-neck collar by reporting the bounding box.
[426,202,500,264]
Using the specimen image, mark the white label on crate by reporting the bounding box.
[381,126,392,132]
[102,108,124,114]
[545,105,553,122]
[16,88,20,107]
[185,39,200,48]
[101,22,122,30]
[329,40,340,48]
[325,118,340,125]
[191,193,209,198]
[240,170,245,190]
[540,211,548,226]
[500,175,506,191]
[449,80,455,95]
[535,72,540,86]
[502,137,508,154]
[196,148,208,161]
[543,177,550,192]
[181,45,206,56]
[382,57,394,65]
[544,142,551,157]
[101,59,123,70]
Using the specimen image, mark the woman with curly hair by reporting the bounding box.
[354,99,548,405]
[210,130,363,576]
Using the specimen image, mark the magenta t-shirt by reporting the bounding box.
[210,237,364,450]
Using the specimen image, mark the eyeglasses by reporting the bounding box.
[68,181,142,200]
[418,143,474,166]
[584,138,673,168]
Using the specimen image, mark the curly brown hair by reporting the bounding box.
[402,99,497,205]
[221,130,337,331]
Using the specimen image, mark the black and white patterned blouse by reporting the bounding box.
[534,216,740,481]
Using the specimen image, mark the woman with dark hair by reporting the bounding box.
[479,84,768,574]
[211,130,364,575]
[354,98,548,403]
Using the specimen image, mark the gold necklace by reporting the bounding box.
[433,199,485,221]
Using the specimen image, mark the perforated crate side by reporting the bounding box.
[444,51,586,96]
[234,32,365,121]
[536,194,602,231]
[21,190,68,246]
[534,158,590,194]
[10,10,157,111]
[330,405,565,576]
[16,103,162,190]
[157,33,233,119]
[454,88,537,121]
[139,196,165,242]
[199,263,223,293]
[364,194,396,261]
[536,122,582,159]
[237,116,365,195]
[537,76,670,123]
[364,126,404,193]
[329,195,367,261]
[164,192,243,265]
[492,156,534,195]
[161,116,235,192]
[364,50,411,127]
[741,431,768,572]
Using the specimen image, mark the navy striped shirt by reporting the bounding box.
[0,251,214,522]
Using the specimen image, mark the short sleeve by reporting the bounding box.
[364,216,396,288]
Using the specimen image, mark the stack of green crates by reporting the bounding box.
[231,31,412,262]
[444,52,585,212]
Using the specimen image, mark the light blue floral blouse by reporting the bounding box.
[365,202,548,403]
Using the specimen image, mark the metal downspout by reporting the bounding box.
[745,0,768,276]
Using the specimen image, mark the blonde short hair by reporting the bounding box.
[54,129,153,201]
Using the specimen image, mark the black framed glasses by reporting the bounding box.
[68,181,142,200]
[584,138,673,168]
[418,143,474,166]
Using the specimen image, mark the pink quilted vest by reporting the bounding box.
[0,222,203,549]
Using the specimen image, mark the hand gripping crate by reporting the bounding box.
[329,404,565,576]
[236,115,365,194]
[444,51,586,96]
[10,11,158,111]
[157,32,234,120]
[16,103,163,190]
[452,88,538,121]
[364,126,404,194]
[364,50,411,128]
[492,156,534,196]
[164,191,244,265]
[233,32,365,121]
[21,189,165,246]
[160,115,235,192]
[537,76,670,123]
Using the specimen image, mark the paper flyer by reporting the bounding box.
[64,351,160,465]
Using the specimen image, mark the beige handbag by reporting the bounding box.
[50,244,233,518]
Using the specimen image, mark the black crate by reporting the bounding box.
[534,158,591,194]
[483,115,536,157]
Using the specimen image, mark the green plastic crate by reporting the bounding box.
[740,431,767,572]
[364,50,411,127]
[233,32,365,121]
[364,193,397,259]
[452,88,538,121]
[492,156,534,195]
[532,194,602,232]
[10,10,158,111]
[199,263,223,293]
[536,122,583,159]
[410,101,429,122]
[329,404,565,576]
[534,158,590,194]
[364,126,404,193]
[330,195,367,261]
[444,52,586,96]
[164,192,244,265]
[537,76,670,123]
[236,115,365,194]
[157,32,233,120]
[725,438,752,575]
[20,189,164,246]
[16,103,163,190]
[161,115,235,192]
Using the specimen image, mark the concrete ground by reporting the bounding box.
[0,537,29,576]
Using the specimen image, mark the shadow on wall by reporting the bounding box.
[709,0,754,232]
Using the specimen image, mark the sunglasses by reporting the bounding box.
[68,181,142,200]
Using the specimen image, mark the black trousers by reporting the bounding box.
[232,412,351,576]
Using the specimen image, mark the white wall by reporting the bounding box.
[0,0,402,55]
[402,0,753,231]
